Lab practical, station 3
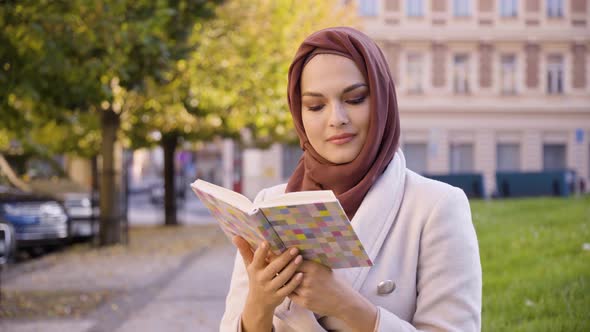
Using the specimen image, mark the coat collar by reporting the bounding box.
[274,150,407,331]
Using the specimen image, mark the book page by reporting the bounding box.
[192,182,285,255]
[256,190,337,209]
[191,179,254,213]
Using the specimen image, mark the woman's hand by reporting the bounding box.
[289,260,378,332]
[233,236,303,332]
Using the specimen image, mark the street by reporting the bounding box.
[128,187,216,226]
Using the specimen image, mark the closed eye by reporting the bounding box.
[347,96,367,105]
[307,104,325,111]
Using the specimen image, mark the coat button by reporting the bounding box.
[377,280,396,295]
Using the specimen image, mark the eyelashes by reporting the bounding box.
[305,95,368,112]
[307,105,324,111]
[347,96,367,105]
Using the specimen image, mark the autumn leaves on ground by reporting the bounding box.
[0,225,223,319]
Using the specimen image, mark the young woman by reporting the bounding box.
[220,27,482,332]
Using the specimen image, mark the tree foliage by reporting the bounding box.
[2,0,357,152]
[1,0,220,155]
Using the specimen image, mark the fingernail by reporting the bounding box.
[289,248,298,255]
[296,272,303,279]
[261,242,268,249]
[295,255,302,264]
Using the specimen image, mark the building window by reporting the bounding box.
[358,0,378,16]
[406,53,423,93]
[450,143,474,173]
[547,54,564,94]
[453,54,470,94]
[406,0,424,17]
[501,54,517,95]
[496,143,521,171]
[546,0,564,17]
[385,0,400,11]
[543,144,566,170]
[500,0,518,17]
[453,0,470,16]
[404,143,428,173]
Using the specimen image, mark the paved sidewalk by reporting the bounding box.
[113,240,235,332]
[1,224,236,332]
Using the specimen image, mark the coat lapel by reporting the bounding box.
[339,150,407,290]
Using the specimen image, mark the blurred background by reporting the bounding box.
[1,0,588,331]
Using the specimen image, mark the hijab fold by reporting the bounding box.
[286,27,401,219]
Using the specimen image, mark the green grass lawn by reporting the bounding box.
[471,195,590,331]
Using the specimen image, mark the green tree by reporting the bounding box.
[0,0,220,244]
[120,76,223,225]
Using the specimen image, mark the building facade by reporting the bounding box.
[357,0,590,196]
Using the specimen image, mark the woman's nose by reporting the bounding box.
[328,102,350,127]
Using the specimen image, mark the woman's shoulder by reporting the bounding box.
[403,169,468,207]
[401,169,474,237]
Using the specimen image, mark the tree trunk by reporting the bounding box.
[99,109,122,245]
[162,134,178,226]
[90,155,99,245]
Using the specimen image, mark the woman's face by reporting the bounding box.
[300,54,370,164]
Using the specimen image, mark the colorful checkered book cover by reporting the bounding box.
[191,179,372,269]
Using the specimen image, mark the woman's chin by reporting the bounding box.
[324,150,361,164]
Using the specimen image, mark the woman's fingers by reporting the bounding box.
[277,272,304,297]
[262,247,299,280]
[265,249,279,264]
[269,254,302,290]
[233,236,254,266]
[251,241,270,270]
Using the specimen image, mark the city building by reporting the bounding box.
[354,0,590,196]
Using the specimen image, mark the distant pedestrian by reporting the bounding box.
[221,27,481,332]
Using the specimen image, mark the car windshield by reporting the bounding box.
[24,158,65,180]
[3,155,66,181]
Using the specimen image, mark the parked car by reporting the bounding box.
[0,172,69,250]
[27,178,99,239]
[1,219,16,264]
[0,154,99,239]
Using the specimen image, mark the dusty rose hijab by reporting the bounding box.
[286,27,401,219]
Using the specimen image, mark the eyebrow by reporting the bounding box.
[301,83,368,97]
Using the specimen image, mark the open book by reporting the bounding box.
[191,179,372,269]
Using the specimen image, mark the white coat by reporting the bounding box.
[220,151,482,331]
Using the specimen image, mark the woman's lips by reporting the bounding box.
[327,133,356,145]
